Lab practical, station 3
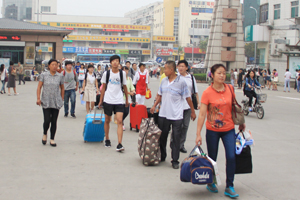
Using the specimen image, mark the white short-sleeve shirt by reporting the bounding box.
[101,70,127,104]
[180,74,198,110]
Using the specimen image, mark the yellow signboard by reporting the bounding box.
[142,50,151,55]
[67,35,150,43]
[30,21,151,31]
[153,36,176,42]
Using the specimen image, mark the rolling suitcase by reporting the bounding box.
[83,108,105,142]
[130,104,148,132]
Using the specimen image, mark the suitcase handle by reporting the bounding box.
[93,106,104,124]
[189,145,205,157]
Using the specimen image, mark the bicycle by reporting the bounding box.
[241,87,267,119]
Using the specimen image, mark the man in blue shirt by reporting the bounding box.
[150,60,196,169]
[74,62,81,74]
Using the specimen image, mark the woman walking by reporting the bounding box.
[82,64,99,114]
[78,64,86,93]
[0,64,8,94]
[36,59,65,147]
[177,60,200,153]
[195,64,245,198]
[96,65,103,89]
[7,61,18,96]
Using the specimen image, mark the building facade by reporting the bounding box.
[1,0,57,21]
[248,0,300,82]
[31,15,152,62]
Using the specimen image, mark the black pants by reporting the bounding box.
[122,105,129,121]
[158,117,183,164]
[19,75,25,84]
[238,79,243,88]
[43,108,59,140]
[244,90,257,107]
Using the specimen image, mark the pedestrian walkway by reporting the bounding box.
[0,79,298,200]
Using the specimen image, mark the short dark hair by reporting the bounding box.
[139,63,145,68]
[65,61,73,66]
[177,60,188,67]
[10,61,14,66]
[211,64,226,75]
[286,68,289,71]
[48,59,58,66]
[165,60,176,71]
[88,64,94,69]
[132,63,137,66]
[77,61,80,63]
[126,61,131,64]
[110,55,120,63]
[246,69,256,79]
[123,66,129,70]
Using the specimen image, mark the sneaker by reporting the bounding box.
[71,114,76,118]
[64,114,68,118]
[206,183,218,193]
[14,93,19,96]
[123,125,125,131]
[172,162,179,169]
[105,140,111,148]
[8,93,12,96]
[116,143,124,152]
[224,186,239,198]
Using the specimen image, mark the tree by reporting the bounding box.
[199,38,208,53]
[245,43,255,58]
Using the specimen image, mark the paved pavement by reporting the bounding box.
[0,78,299,200]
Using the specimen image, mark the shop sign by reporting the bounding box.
[153,36,175,42]
[89,48,103,54]
[102,49,116,54]
[142,50,151,55]
[156,48,173,56]
[75,47,89,53]
[129,50,142,55]
[116,49,129,54]
[63,47,76,53]
[67,35,150,43]
[0,35,21,41]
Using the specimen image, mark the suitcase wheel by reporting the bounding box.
[136,125,139,132]
[130,123,132,131]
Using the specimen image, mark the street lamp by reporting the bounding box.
[250,6,258,65]
[192,18,198,65]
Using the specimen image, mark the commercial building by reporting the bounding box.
[1,0,57,21]
[0,18,71,68]
[29,15,152,62]
[246,0,300,82]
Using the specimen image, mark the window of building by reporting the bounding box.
[25,7,32,20]
[161,42,168,46]
[41,6,51,12]
[191,20,211,29]
[260,4,269,23]
[274,4,280,20]
[291,1,299,18]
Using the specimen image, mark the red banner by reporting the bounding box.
[156,48,173,56]
[88,48,103,54]
[184,47,206,54]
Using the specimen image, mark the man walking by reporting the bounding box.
[129,63,138,80]
[150,60,196,169]
[18,62,25,85]
[230,69,235,87]
[284,68,292,92]
[74,61,81,74]
[99,55,129,152]
[63,61,79,118]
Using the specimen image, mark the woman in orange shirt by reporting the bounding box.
[195,64,245,198]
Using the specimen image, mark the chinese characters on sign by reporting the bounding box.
[67,35,150,43]
[102,49,116,54]
[88,48,103,54]
[156,48,173,56]
[0,35,21,41]
[153,36,176,42]
[129,50,142,55]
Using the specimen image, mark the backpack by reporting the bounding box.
[84,72,96,86]
[63,70,76,81]
[138,118,162,166]
[105,69,124,92]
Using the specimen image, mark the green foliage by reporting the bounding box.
[199,38,208,52]
[245,43,255,58]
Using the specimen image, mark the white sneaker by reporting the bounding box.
[14,93,19,96]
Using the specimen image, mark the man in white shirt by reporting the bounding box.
[284,68,292,92]
[99,55,129,152]
[294,69,299,90]
[150,60,196,169]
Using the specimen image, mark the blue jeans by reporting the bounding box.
[206,128,236,188]
[79,80,84,88]
[64,89,76,115]
[284,79,290,92]
[231,79,235,86]
[1,80,6,92]
[298,80,300,92]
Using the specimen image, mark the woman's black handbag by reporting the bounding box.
[191,75,198,110]
[235,132,252,174]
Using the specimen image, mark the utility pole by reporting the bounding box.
[250,6,258,65]
[192,18,197,66]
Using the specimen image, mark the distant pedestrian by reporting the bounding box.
[7,61,18,96]
[230,69,235,87]
[74,62,81,74]
[99,55,129,152]
[177,60,200,153]
[18,62,25,85]
[0,64,8,94]
[266,68,272,90]
[237,69,244,89]
[63,61,79,118]
[133,63,148,105]
[234,69,238,86]
[31,67,38,81]
[122,66,135,131]
[294,69,299,90]
[156,66,161,79]
[284,69,292,92]
[82,64,98,114]
[150,60,196,169]
[36,59,65,147]
[272,69,278,91]
[78,64,86,93]
[96,65,103,89]
[297,72,300,93]
[129,62,138,80]
[196,63,245,198]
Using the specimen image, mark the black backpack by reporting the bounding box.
[105,69,124,92]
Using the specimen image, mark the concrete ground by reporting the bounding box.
[0,77,299,200]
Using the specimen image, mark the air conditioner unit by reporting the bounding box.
[286,39,290,45]
[271,44,281,56]
[266,19,274,29]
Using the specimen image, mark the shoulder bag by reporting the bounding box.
[4,69,8,82]
[228,84,245,125]
[191,75,198,110]
[235,131,252,174]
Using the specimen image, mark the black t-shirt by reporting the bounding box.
[238,72,243,80]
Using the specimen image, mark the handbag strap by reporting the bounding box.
[227,84,236,105]
[191,74,196,95]
[189,145,205,157]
